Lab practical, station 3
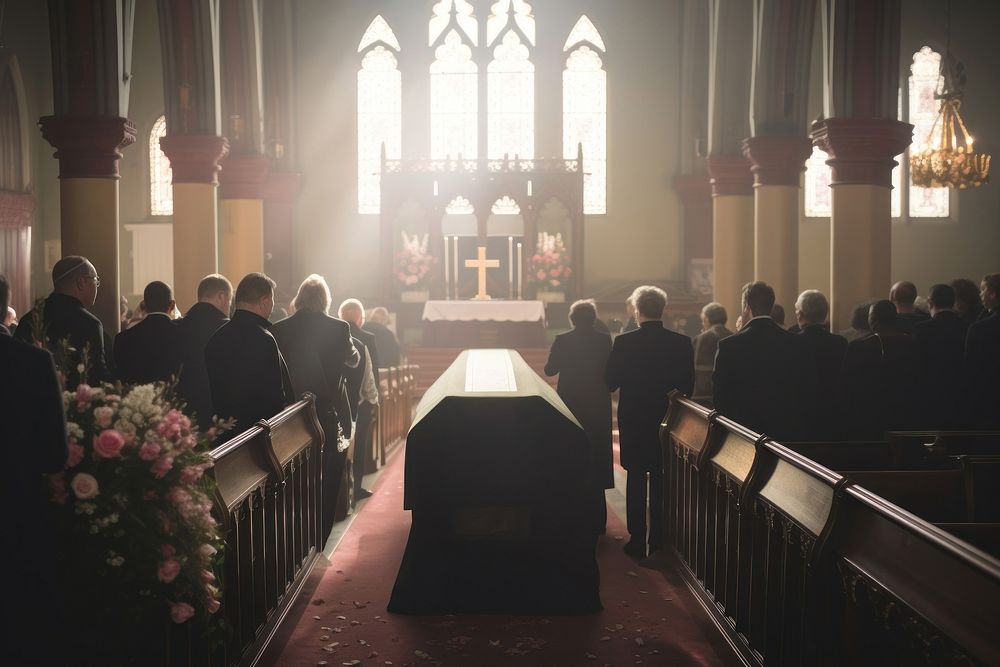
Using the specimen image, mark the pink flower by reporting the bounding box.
[66,442,85,468]
[93,429,125,458]
[139,441,161,461]
[536,270,546,280]
[151,456,174,478]
[160,544,176,558]
[93,406,114,428]
[200,569,216,584]
[205,597,221,614]
[70,472,100,500]
[199,543,218,560]
[170,602,195,624]
[180,466,204,484]
[158,558,181,583]
[75,384,92,403]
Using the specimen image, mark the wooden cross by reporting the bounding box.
[464,246,500,300]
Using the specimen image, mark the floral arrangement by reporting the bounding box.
[527,231,572,290]
[47,378,228,651]
[395,231,435,289]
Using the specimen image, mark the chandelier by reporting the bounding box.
[910,3,990,189]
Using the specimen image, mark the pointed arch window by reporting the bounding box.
[431,29,478,160]
[488,1,534,159]
[357,16,402,214]
[908,46,949,218]
[563,16,607,214]
[150,115,172,216]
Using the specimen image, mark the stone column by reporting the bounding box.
[674,175,713,294]
[707,156,755,319]
[742,136,812,313]
[219,156,269,282]
[159,135,229,311]
[39,116,136,334]
[263,171,300,299]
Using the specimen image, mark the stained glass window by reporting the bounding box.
[563,23,606,215]
[430,0,477,47]
[150,115,172,216]
[431,29,478,160]
[358,17,401,214]
[488,0,535,47]
[803,147,832,218]
[488,30,534,159]
[908,46,949,218]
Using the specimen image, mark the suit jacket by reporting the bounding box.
[205,309,295,435]
[897,311,930,334]
[798,324,848,437]
[965,311,1000,428]
[605,321,694,471]
[545,325,614,488]
[347,323,379,408]
[842,333,921,438]
[176,302,229,429]
[14,292,110,386]
[913,311,968,428]
[113,313,182,384]
[713,316,818,441]
[692,324,733,402]
[362,321,400,368]
[273,310,360,427]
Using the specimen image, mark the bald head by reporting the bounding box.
[51,256,100,306]
[890,281,917,313]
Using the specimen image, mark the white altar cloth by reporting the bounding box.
[421,300,545,323]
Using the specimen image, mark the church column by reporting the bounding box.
[812,0,911,330]
[706,0,756,319]
[39,0,137,335]
[157,0,230,311]
[262,172,300,299]
[219,157,269,282]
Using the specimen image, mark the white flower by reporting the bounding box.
[70,473,100,500]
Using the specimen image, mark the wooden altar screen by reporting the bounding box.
[379,150,586,302]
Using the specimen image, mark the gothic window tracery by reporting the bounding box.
[358,16,402,214]
[563,17,607,214]
[487,2,534,160]
[150,115,172,216]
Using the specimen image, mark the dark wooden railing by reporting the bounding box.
[661,392,1000,666]
[371,364,418,470]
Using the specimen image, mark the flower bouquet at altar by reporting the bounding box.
[46,378,229,662]
[528,232,571,302]
[395,231,436,300]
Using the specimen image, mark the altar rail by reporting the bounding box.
[660,392,1000,666]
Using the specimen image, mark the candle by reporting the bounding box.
[508,236,514,299]
[452,236,459,299]
[516,242,523,300]
[443,236,450,299]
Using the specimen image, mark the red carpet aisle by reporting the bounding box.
[264,448,737,667]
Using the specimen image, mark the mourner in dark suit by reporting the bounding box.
[14,255,110,387]
[913,284,968,428]
[794,290,848,438]
[340,298,380,501]
[545,299,613,534]
[890,281,930,333]
[965,274,1000,428]
[205,273,294,436]
[952,277,986,327]
[713,281,818,441]
[1,274,68,664]
[363,306,401,368]
[691,302,732,404]
[274,275,360,536]
[606,286,694,557]
[113,281,182,384]
[176,275,232,429]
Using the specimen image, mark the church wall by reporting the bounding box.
[292,0,686,303]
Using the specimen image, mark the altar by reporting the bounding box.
[421,299,547,348]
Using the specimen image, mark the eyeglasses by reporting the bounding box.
[85,275,101,287]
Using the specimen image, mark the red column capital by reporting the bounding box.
[706,155,754,196]
[159,134,230,185]
[810,117,913,188]
[38,116,136,179]
[741,135,812,187]
[218,155,269,200]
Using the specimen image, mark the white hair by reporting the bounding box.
[338,298,364,323]
[292,274,332,314]
[795,289,829,325]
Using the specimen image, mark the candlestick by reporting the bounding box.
[516,242,523,300]
[443,236,450,300]
[507,236,514,300]
[452,236,459,299]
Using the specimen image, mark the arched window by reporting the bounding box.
[908,46,949,218]
[488,1,534,159]
[803,146,832,218]
[357,16,402,214]
[431,1,478,160]
[149,115,172,216]
[563,16,606,214]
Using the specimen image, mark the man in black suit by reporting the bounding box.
[363,306,401,368]
[545,299,613,534]
[691,302,732,404]
[606,286,694,557]
[205,273,294,436]
[1,274,68,664]
[713,281,817,441]
[913,283,968,428]
[113,281,182,384]
[339,298,380,501]
[14,255,110,387]
[965,274,1000,428]
[794,290,847,439]
[177,274,232,429]
[890,281,929,333]
[274,275,360,536]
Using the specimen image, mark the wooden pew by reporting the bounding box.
[887,430,1000,456]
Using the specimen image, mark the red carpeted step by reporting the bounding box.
[262,449,739,667]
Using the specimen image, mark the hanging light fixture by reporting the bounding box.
[910,0,991,189]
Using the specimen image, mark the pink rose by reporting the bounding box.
[66,442,85,468]
[179,466,204,484]
[93,430,125,458]
[70,472,99,500]
[170,602,195,624]
[161,544,176,558]
[536,270,546,280]
[158,558,181,583]
[199,543,218,559]
[75,384,92,403]
[200,569,216,584]
[139,441,161,461]
[93,406,114,428]
[151,456,174,478]
[205,597,221,614]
